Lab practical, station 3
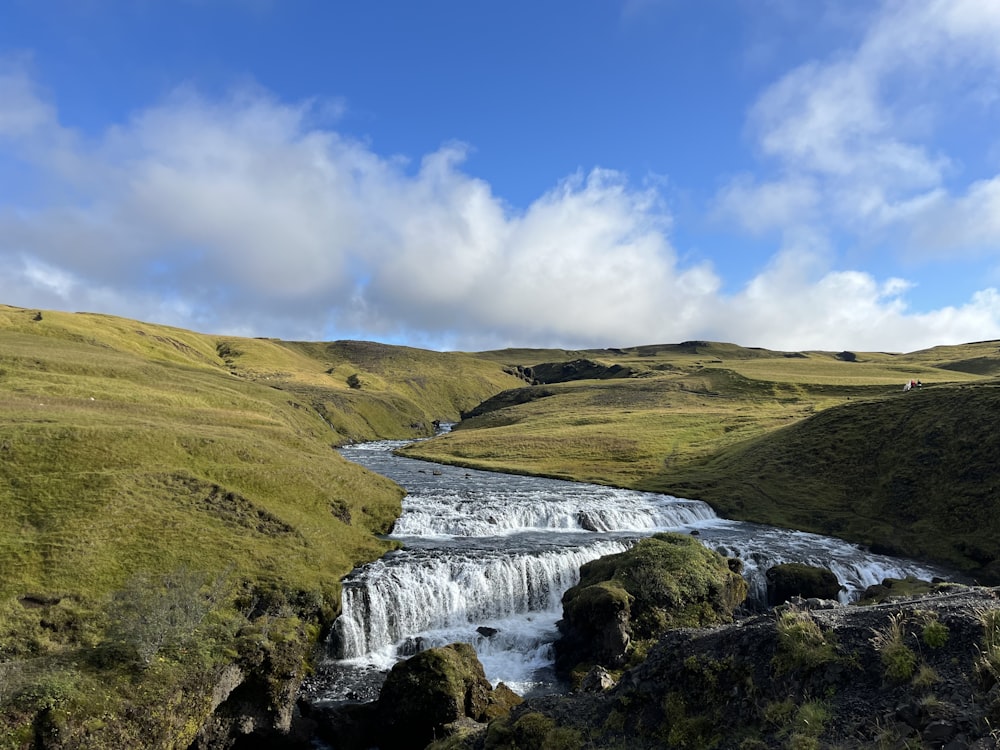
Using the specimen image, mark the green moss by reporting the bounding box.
[573,533,748,636]
[484,711,582,750]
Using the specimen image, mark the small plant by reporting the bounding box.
[912,663,940,688]
[662,691,719,749]
[763,698,796,727]
[773,610,837,674]
[920,614,949,648]
[870,611,917,682]
[976,608,1000,687]
[102,568,229,668]
[789,700,830,748]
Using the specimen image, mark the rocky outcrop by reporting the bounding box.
[308,643,522,750]
[765,562,843,605]
[480,585,1000,750]
[554,532,748,677]
[526,359,636,384]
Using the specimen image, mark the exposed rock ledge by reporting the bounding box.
[428,586,1000,749]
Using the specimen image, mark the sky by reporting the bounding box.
[2,0,1000,353]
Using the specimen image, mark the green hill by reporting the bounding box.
[654,380,1000,582]
[0,304,520,747]
[402,340,1000,582]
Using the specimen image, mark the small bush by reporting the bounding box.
[773,611,837,674]
[763,698,796,727]
[921,617,949,648]
[912,663,940,688]
[102,568,229,668]
[485,711,582,750]
[794,699,830,734]
[871,612,917,682]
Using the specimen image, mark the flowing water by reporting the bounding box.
[314,436,952,701]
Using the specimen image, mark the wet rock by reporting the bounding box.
[923,720,957,745]
[766,562,842,605]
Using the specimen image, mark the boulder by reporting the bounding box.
[377,643,521,750]
[766,563,842,606]
[554,532,747,676]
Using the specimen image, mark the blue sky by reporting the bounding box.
[2,0,1000,352]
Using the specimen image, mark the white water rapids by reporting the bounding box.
[318,437,951,700]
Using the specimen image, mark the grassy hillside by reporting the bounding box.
[0,304,520,747]
[402,340,1000,581]
[4,303,998,744]
[654,381,1000,581]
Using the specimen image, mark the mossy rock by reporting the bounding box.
[765,563,842,605]
[554,533,747,675]
[377,643,522,750]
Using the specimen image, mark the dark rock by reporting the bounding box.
[376,643,521,750]
[500,586,1000,750]
[577,511,600,532]
[766,562,842,605]
[527,359,636,384]
[476,626,499,638]
[923,720,957,745]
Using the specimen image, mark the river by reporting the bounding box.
[310,436,951,702]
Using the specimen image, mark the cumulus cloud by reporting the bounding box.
[2,56,1000,352]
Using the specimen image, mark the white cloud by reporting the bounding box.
[720,0,1000,258]
[2,59,1000,352]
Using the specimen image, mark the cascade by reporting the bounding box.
[319,438,952,698]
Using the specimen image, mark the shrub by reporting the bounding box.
[102,568,229,668]
[976,608,1000,688]
[921,618,949,648]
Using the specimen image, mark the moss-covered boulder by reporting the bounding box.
[765,562,843,605]
[376,643,522,750]
[554,533,747,676]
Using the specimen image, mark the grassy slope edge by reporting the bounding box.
[0,304,520,748]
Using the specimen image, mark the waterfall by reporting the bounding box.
[332,539,632,659]
[319,439,955,698]
[390,486,718,537]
